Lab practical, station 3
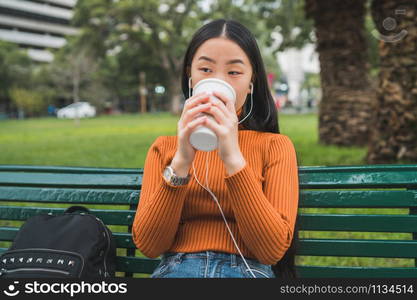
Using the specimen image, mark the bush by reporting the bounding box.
[10,88,46,117]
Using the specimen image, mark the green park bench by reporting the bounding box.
[0,164,417,278]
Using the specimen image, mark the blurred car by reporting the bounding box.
[57,102,96,119]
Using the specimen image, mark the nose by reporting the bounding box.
[211,75,232,88]
[216,75,227,82]
[206,72,227,83]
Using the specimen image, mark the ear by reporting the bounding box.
[186,66,191,78]
[247,82,253,94]
[247,75,255,94]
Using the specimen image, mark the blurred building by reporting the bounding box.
[277,43,320,109]
[0,0,78,62]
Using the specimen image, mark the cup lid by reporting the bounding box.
[193,78,236,100]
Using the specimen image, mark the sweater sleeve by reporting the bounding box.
[132,137,189,258]
[224,134,299,265]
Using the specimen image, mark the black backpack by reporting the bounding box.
[0,206,116,278]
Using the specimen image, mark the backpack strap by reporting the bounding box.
[64,206,90,214]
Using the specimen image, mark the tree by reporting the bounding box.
[367,1,417,163]
[0,41,33,115]
[10,88,46,118]
[38,36,109,114]
[71,0,202,114]
[305,0,375,146]
[260,0,314,52]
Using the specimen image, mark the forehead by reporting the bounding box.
[192,37,251,65]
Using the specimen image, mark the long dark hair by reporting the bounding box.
[180,19,299,278]
[181,19,278,134]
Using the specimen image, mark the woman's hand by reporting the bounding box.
[172,92,212,173]
[202,91,246,175]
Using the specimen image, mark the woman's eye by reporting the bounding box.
[229,71,241,75]
[199,68,211,73]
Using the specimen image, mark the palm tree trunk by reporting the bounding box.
[367,1,417,163]
[305,0,375,146]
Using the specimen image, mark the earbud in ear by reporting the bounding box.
[188,77,193,98]
[250,83,254,94]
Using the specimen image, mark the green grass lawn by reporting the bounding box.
[0,113,414,274]
[0,112,367,167]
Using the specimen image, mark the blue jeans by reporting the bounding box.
[150,251,276,278]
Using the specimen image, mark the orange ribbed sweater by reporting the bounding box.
[132,130,299,265]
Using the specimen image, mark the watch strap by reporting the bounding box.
[164,166,190,186]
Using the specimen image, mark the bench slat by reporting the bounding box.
[2,165,417,189]
[0,227,136,249]
[298,239,417,258]
[300,190,417,208]
[0,186,139,205]
[116,256,159,274]
[113,232,135,248]
[296,266,417,278]
[0,165,142,174]
[3,224,417,258]
[0,227,15,241]
[0,172,141,188]
[0,206,135,225]
[2,207,417,231]
[300,214,417,232]
[3,223,417,258]
[299,165,417,188]
[4,188,417,208]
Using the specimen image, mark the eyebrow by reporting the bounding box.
[198,56,245,65]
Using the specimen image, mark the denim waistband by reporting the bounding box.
[161,251,266,267]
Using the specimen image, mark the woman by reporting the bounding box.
[132,19,299,278]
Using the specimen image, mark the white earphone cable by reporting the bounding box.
[188,79,256,277]
[237,83,253,125]
[192,155,256,278]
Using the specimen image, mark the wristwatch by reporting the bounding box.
[163,165,191,186]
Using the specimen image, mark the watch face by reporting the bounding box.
[163,166,188,186]
[163,167,171,180]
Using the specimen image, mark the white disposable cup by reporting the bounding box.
[190,78,236,151]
